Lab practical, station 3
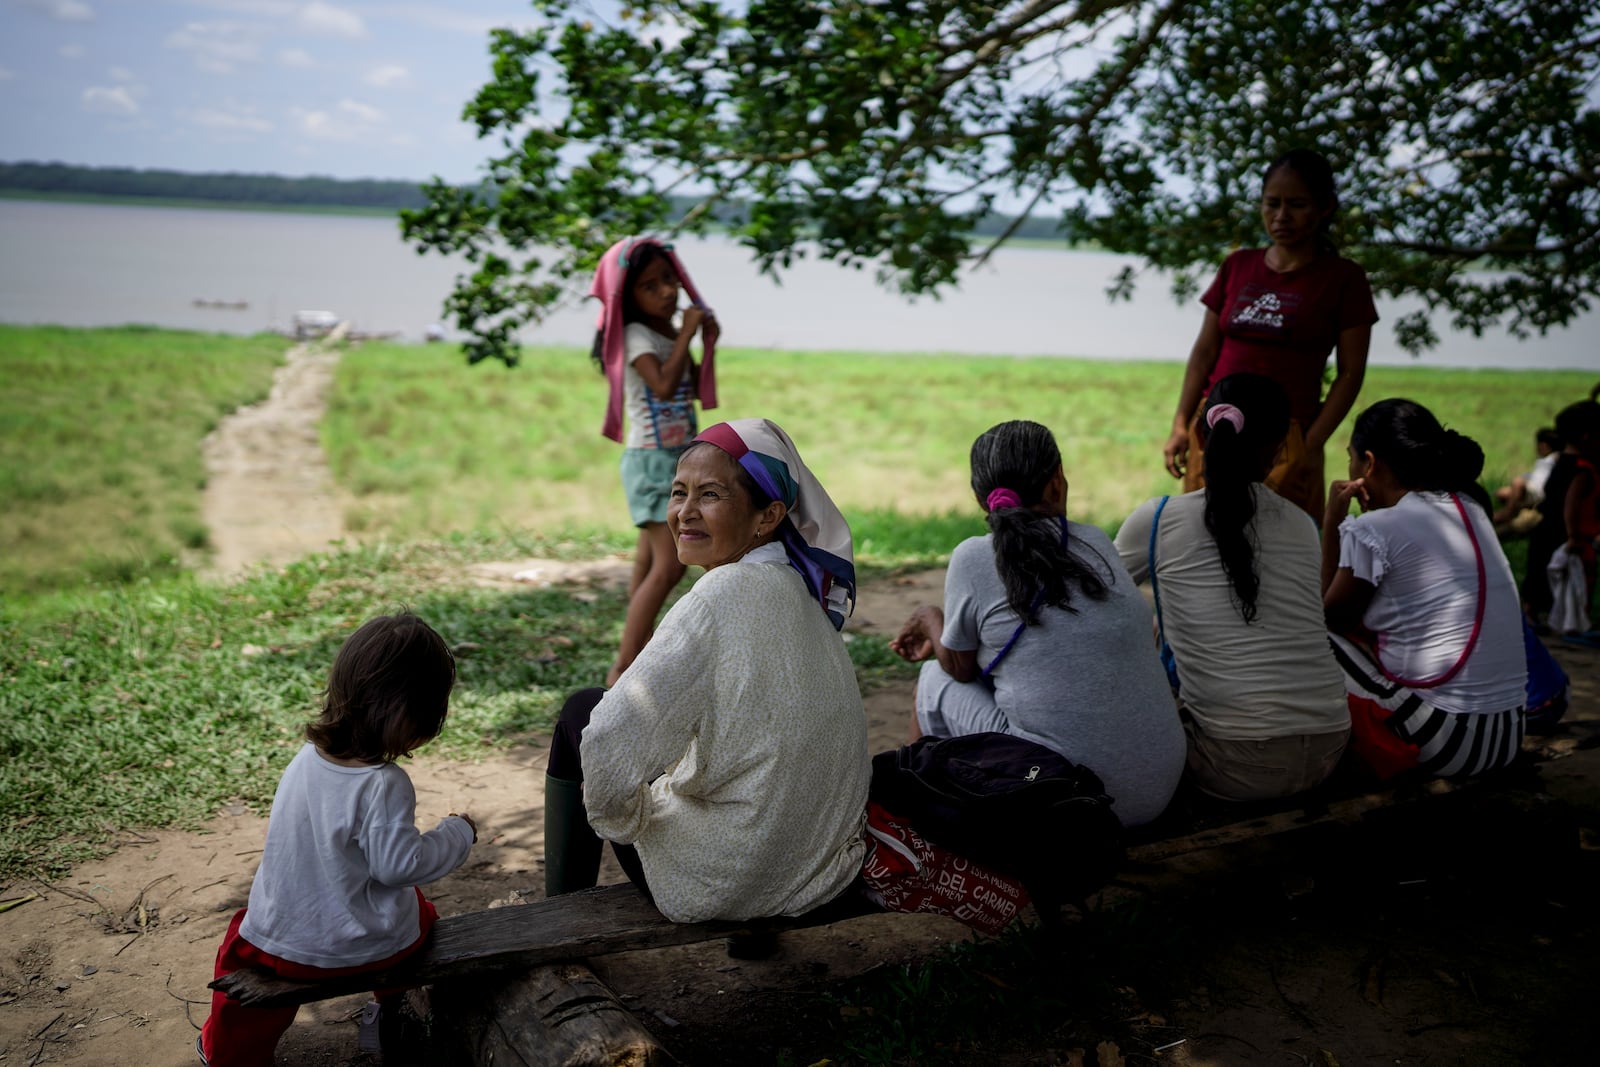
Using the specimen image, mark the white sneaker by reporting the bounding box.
[356,1000,382,1055]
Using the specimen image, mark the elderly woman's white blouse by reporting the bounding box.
[581,543,870,922]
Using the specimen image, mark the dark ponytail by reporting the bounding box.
[1200,374,1291,624]
[970,420,1110,623]
[1350,399,1491,512]
[590,240,671,374]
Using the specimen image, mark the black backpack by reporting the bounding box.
[869,732,1124,916]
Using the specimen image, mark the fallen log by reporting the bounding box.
[431,962,678,1067]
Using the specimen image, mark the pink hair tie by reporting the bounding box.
[1205,403,1245,434]
[986,487,1022,511]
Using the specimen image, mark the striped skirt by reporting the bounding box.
[1329,634,1525,780]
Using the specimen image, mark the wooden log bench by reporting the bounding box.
[209,886,881,1065]
[209,884,880,1011]
[210,746,1577,1065]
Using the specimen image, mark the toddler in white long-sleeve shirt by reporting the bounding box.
[199,612,476,1067]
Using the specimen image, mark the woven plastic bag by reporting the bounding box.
[858,801,1030,936]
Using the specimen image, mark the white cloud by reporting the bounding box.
[296,108,337,138]
[82,84,138,115]
[278,47,314,68]
[297,2,365,39]
[25,0,95,23]
[367,4,522,36]
[364,64,409,89]
[339,97,384,122]
[0,66,15,81]
[165,22,263,75]
[108,66,134,81]
[178,1,296,13]
[59,43,86,59]
[183,106,274,133]
[294,98,384,141]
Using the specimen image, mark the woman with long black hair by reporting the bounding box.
[1323,399,1526,780]
[891,420,1184,828]
[1117,373,1348,801]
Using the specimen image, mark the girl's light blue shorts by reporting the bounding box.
[620,447,685,527]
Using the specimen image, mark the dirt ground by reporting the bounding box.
[3,346,1597,1065]
[4,569,1597,1067]
[0,570,966,1067]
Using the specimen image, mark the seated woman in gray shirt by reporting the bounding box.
[890,420,1185,828]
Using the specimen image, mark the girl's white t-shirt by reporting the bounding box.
[623,323,697,450]
[1338,491,1526,714]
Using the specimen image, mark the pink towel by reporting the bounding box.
[591,236,718,443]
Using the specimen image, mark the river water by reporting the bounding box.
[0,198,1593,370]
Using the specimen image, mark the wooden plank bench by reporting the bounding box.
[209,745,1577,1064]
[210,886,881,1066]
[209,884,879,1010]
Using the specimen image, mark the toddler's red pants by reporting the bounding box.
[200,891,437,1067]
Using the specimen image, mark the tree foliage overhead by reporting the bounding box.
[401,0,1600,365]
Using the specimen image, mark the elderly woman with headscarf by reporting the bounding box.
[542,419,869,923]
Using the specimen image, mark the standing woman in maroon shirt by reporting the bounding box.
[1161,150,1379,518]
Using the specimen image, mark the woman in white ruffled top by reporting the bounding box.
[1322,398,1527,781]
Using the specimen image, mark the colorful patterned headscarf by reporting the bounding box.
[695,419,856,630]
[590,235,719,442]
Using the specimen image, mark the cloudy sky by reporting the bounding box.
[0,0,551,182]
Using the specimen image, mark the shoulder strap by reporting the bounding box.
[978,517,1068,679]
[979,588,1045,680]
[1377,493,1486,690]
[1148,496,1171,646]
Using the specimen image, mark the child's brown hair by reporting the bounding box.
[306,611,456,763]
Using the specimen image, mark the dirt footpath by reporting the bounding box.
[199,342,345,580]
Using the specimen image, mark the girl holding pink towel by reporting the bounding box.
[589,236,720,685]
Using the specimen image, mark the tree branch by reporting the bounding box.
[1378,220,1600,259]
[971,183,1054,267]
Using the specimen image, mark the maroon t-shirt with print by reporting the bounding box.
[1201,248,1378,425]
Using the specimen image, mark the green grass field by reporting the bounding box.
[325,341,1590,545]
[0,325,286,594]
[0,324,1591,882]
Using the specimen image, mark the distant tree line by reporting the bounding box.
[0,160,1064,240]
[0,161,433,210]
